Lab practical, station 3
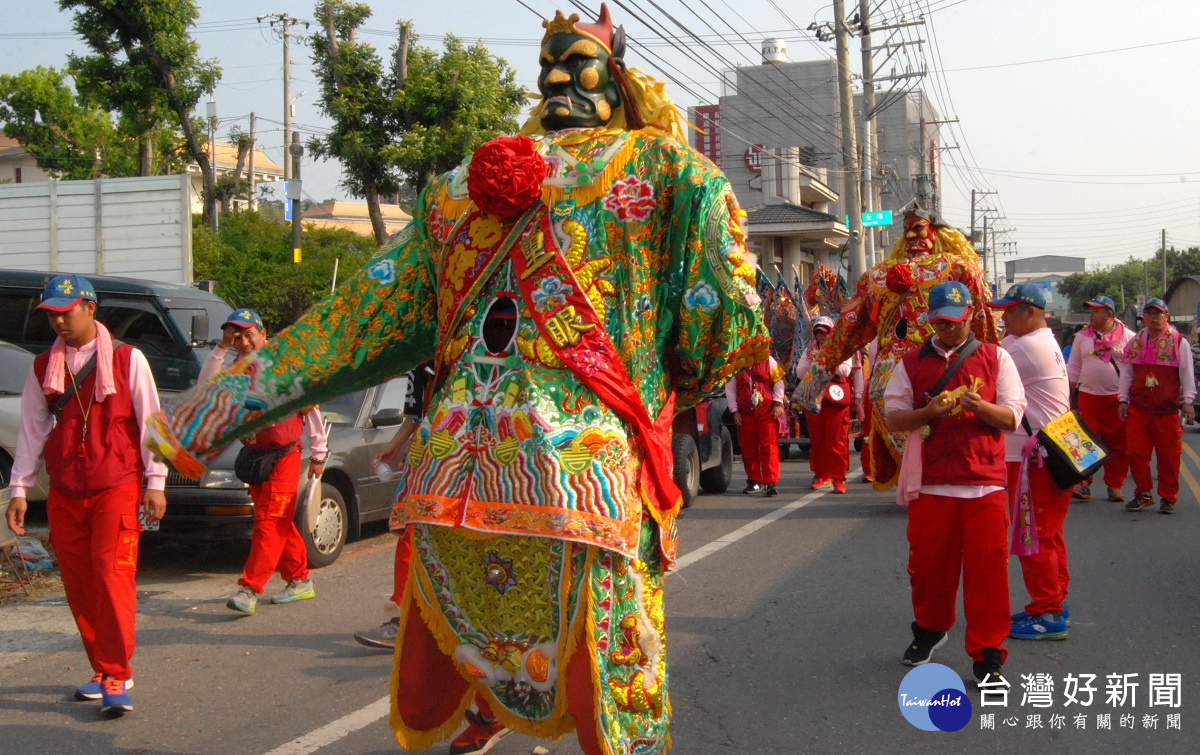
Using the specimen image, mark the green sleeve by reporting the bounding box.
[667,158,769,408]
[161,184,444,459]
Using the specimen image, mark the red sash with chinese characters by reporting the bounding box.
[438,203,683,521]
[509,209,683,518]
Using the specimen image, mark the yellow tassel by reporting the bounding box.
[541,133,639,208]
[440,194,473,223]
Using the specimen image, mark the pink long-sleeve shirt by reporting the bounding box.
[1067,322,1133,396]
[10,338,167,498]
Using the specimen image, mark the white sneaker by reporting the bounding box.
[227,586,257,615]
[271,579,316,604]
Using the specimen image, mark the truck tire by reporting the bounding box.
[700,426,733,494]
[672,433,700,508]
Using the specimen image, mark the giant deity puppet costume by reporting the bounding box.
[147,5,766,753]
[797,205,997,489]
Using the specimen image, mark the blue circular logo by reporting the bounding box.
[898,663,972,732]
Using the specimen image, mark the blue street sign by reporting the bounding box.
[861,210,893,227]
[284,181,292,221]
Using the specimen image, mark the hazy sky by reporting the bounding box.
[4,0,1199,272]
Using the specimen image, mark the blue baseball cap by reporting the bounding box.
[36,274,98,312]
[222,308,264,330]
[1085,295,1116,313]
[989,281,1047,310]
[928,281,971,322]
[1143,297,1169,313]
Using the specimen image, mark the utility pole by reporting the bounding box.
[290,132,303,263]
[1162,228,1168,296]
[857,0,876,266]
[833,0,866,284]
[247,112,256,212]
[259,14,309,181]
[206,95,217,231]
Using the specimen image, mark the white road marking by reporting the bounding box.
[260,474,852,754]
[261,697,391,755]
[672,481,850,572]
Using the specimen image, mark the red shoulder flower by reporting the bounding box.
[467,136,548,219]
[886,263,915,294]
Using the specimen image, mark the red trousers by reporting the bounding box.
[906,490,1010,663]
[1006,461,1072,615]
[1077,391,1127,489]
[805,405,850,482]
[240,451,309,593]
[1126,407,1183,503]
[738,405,779,484]
[389,526,413,606]
[46,481,141,680]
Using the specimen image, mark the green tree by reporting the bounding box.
[193,209,376,328]
[381,30,527,192]
[308,2,525,244]
[1058,246,1200,312]
[213,125,251,214]
[61,0,222,227]
[0,66,133,179]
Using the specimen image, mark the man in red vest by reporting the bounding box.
[725,356,786,496]
[5,274,167,716]
[885,280,1024,690]
[201,309,329,615]
[1119,298,1196,514]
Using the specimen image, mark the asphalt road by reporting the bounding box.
[4,432,1200,754]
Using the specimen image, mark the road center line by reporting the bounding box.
[261,697,391,755]
[260,477,848,754]
[1179,441,1200,505]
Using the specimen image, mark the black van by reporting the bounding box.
[0,268,234,392]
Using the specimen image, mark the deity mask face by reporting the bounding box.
[904,215,935,256]
[538,30,622,130]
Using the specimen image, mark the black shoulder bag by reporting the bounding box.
[234,441,298,486]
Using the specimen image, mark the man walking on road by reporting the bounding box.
[885,281,1024,689]
[4,274,167,716]
[1067,296,1133,502]
[200,309,329,615]
[1119,298,1196,514]
[990,283,1074,642]
[726,355,786,496]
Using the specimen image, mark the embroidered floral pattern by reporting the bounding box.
[368,258,396,286]
[602,176,656,221]
[532,277,573,312]
[684,281,719,312]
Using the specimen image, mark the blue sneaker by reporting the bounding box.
[100,677,133,715]
[75,672,134,701]
[1011,603,1070,627]
[1010,612,1068,641]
